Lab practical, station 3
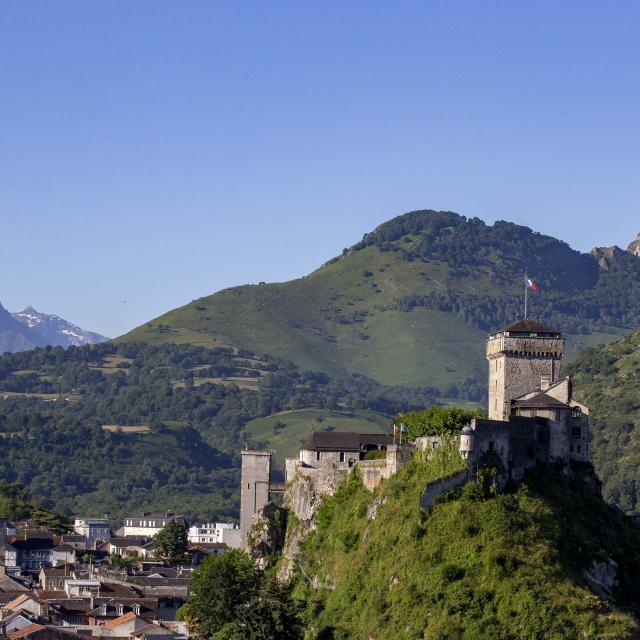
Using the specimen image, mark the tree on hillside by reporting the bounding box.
[153,521,189,564]
[398,405,485,440]
[177,550,261,637]
[30,509,74,534]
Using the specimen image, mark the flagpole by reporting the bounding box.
[524,273,528,319]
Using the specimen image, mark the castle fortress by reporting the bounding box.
[239,319,591,546]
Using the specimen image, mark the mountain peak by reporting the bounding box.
[7,306,109,351]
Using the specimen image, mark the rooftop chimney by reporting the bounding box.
[541,374,551,391]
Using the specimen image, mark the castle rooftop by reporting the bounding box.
[302,431,392,452]
[498,319,561,336]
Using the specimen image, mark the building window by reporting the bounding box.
[316,451,321,461]
[571,427,581,440]
[571,408,582,419]
[432,441,439,449]
[339,452,345,462]
[117,605,124,616]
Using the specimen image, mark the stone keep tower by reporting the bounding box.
[487,319,565,421]
[240,450,273,548]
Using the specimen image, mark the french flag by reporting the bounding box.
[526,277,540,291]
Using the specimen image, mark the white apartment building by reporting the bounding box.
[122,512,186,537]
[188,523,241,548]
[73,518,111,549]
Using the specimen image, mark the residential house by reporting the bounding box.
[122,514,186,538]
[73,520,111,550]
[98,538,148,557]
[187,523,240,547]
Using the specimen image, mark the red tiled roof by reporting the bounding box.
[104,612,138,628]
[8,623,46,639]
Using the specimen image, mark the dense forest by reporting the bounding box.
[567,329,640,512]
[355,211,640,333]
[0,342,445,522]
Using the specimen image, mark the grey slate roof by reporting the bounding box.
[302,431,392,452]
[501,319,561,335]
[513,393,569,409]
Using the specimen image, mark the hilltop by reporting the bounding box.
[567,328,640,513]
[288,451,640,639]
[119,210,640,390]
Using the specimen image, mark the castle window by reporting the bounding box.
[316,451,321,461]
[571,427,581,440]
[339,452,345,462]
[488,441,495,452]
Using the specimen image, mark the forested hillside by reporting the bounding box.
[0,342,441,522]
[120,210,640,389]
[290,451,640,639]
[567,329,640,512]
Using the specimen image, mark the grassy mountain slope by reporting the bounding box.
[567,329,640,513]
[291,450,640,639]
[119,211,639,390]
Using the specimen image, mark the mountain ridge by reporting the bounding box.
[119,210,640,391]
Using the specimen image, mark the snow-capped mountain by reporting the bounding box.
[11,306,109,348]
[0,300,109,353]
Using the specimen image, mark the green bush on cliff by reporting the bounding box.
[397,406,485,440]
[292,448,640,639]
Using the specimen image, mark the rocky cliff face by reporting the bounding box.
[628,233,640,257]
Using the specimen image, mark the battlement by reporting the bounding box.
[487,334,565,358]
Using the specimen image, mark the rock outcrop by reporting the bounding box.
[247,502,287,570]
[590,245,627,270]
[628,233,640,257]
[582,558,619,601]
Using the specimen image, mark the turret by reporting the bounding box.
[459,424,474,460]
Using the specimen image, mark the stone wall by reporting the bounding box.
[420,471,468,510]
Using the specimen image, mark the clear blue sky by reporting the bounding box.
[1,1,638,338]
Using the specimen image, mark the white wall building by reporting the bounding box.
[74,518,111,549]
[188,523,241,548]
[122,512,186,537]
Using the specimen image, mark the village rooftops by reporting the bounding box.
[302,431,393,452]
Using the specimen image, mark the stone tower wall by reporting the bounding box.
[487,334,564,420]
[240,451,272,548]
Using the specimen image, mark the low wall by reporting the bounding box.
[420,471,468,510]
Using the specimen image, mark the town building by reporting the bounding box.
[187,523,241,548]
[122,514,186,538]
[73,519,110,550]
